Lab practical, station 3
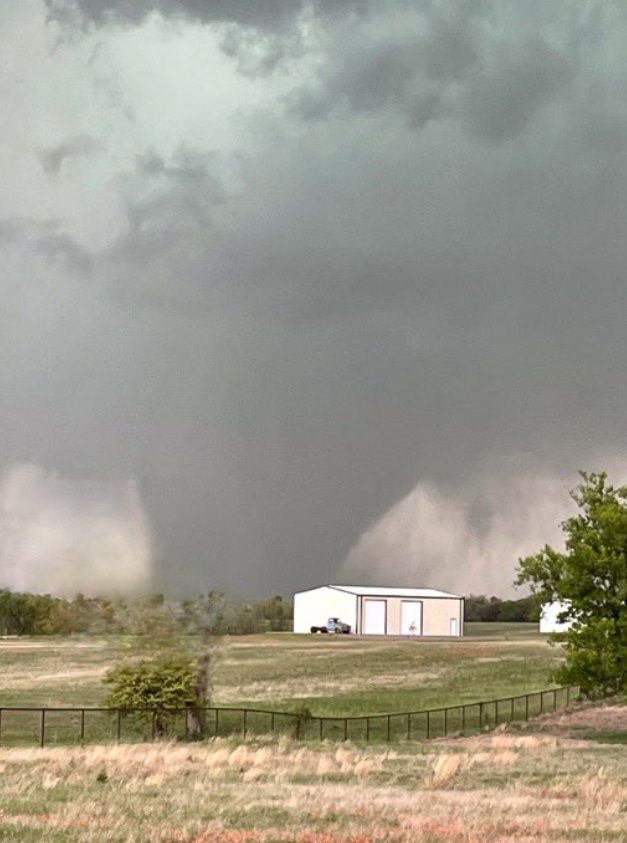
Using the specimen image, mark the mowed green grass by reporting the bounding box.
[0,625,563,717]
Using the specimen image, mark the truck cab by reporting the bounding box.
[310,617,352,634]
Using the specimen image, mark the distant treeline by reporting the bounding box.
[0,589,538,636]
[0,589,292,637]
[464,594,540,623]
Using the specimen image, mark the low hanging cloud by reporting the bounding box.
[0,464,152,596]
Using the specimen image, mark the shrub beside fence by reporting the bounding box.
[0,685,580,748]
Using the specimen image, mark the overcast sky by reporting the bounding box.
[2,0,627,597]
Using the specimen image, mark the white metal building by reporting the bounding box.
[293,584,464,637]
[539,601,574,633]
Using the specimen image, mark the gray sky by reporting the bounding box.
[2,0,627,597]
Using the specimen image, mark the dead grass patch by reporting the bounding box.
[0,725,624,842]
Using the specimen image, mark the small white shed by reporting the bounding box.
[539,601,574,633]
[293,584,464,637]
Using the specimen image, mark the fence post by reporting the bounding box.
[540,692,544,714]
[426,710,430,739]
[116,710,122,742]
[386,715,391,742]
[444,708,448,736]
[407,713,411,741]
[479,702,484,728]
[461,705,466,731]
[525,695,529,720]
[151,711,157,741]
[366,717,370,741]
[566,686,571,707]
[319,718,323,741]
[510,698,514,722]
[215,709,219,737]
[242,709,248,739]
[343,718,348,742]
[39,710,46,748]
[552,689,557,712]
[80,709,86,746]
[295,716,301,740]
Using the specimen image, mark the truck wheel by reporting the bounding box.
[310,626,319,634]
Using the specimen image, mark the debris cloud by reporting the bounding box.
[0,464,152,596]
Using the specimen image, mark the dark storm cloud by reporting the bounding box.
[46,0,317,30]
[85,101,627,597]
[38,135,102,175]
[35,232,94,274]
[288,3,574,141]
[103,147,229,310]
[46,0,385,27]
[0,217,93,275]
[122,147,225,247]
[5,0,627,598]
[460,38,573,142]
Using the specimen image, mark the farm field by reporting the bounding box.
[0,705,625,842]
[0,626,562,716]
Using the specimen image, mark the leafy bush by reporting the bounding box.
[103,654,198,736]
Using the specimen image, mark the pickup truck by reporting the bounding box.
[310,617,351,634]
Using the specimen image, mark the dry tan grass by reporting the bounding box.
[533,703,627,735]
[0,719,624,842]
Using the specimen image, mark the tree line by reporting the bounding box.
[464,594,539,623]
[0,590,293,637]
[0,587,541,637]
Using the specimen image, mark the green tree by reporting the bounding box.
[517,471,627,698]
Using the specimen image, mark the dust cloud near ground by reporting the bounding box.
[341,461,627,596]
[0,463,152,596]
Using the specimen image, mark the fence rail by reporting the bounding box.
[0,686,579,748]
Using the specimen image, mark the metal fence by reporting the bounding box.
[0,685,579,748]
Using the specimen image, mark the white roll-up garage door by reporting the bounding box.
[401,600,422,635]
[363,599,386,634]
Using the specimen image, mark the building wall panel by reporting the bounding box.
[363,599,387,634]
[422,597,463,636]
[293,587,357,633]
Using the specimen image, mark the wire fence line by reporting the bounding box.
[0,685,580,748]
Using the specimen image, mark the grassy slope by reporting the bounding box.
[0,626,563,716]
[217,634,563,716]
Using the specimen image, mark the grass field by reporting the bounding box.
[0,627,624,841]
[0,705,625,842]
[0,626,562,715]
[0,626,567,746]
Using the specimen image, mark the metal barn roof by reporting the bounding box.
[328,585,462,599]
